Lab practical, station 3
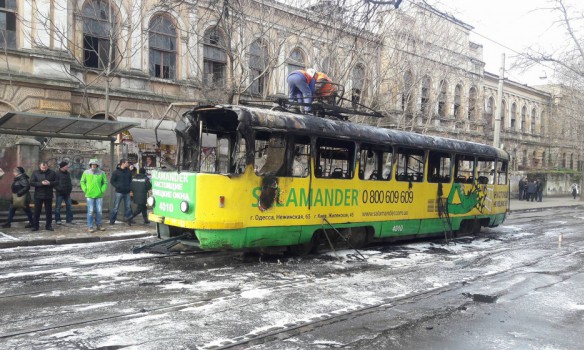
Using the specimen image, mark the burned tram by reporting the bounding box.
[147,105,510,253]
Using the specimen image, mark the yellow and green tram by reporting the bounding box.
[148,105,510,253]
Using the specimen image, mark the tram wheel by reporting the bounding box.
[289,240,314,256]
[345,227,369,249]
[471,220,482,234]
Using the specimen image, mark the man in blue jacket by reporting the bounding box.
[109,158,133,225]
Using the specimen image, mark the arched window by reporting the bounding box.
[531,108,536,133]
[521,105,527,131]
[485,96,494,126]
[402,71,413,113]
[249,39,269,95]
[420,75,431,115]
[352,64,366,108]
[501,100,506,129]
[438,80,447,117]
[288,48,306,73]
[0,0,17,48]
[149,14,176,79]
[82,0,116,69]
[454,84,462,119]
[510,103,517,129]
[468,87,477,119]
[203,27,227,86]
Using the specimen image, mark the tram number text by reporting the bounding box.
[159,202,174,212]
[361,190,414,204]
[392,225,404,232]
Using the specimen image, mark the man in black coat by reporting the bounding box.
[30,161,57,231]
[128,168,152,225]
[109,158,133,225]
[54,161,74,225]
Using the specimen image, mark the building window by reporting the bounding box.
[0,0,17,49]
[501,100,506,129]
[468,87,477,119]
[352,64,366,108]
[203,26,227,86]
[287,47,305,73]
[249,39,269,95]
[510,103,517,129]
[521,105,526,131]
[438,80,447,117]
[420,75,431,116]
[149,14,176,80]
[82,0,116,69]
[402,71,413,114]
[531,108,536,133]
[485,96,494,127]
[454,84,462,119]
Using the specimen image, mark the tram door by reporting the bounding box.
[423,151,453,234]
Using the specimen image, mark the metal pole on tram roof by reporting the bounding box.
[493,53,505,149]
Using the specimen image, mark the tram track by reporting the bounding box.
[200,243,584,349]
[3,227,580,345]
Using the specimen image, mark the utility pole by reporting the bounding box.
[493,53,505,148]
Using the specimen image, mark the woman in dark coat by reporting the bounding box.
[2,167,34,228]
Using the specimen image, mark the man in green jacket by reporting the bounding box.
[80,159,108,233]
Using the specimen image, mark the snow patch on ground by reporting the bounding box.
[241,288,272,299]
[75,301,118,311]
[0,267,74,279]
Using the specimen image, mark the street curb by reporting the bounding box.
[0,233,155,249]
[509,204,583,214]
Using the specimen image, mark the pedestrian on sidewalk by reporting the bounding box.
[536,179,544,202]
[571,183,579,200]
[2,167,34,228]
[54,161,74,225]
[518,177,525,200]
[30,161,56,231]
[526,179,537,202]
[109,158,133,225]
[80,159,108,233]
[128,168,151,225]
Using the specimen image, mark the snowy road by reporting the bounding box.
[1,208,583,349]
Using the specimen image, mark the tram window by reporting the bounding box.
[496,160,508,184]
[232,136,247,174]
[359,144,393,181]
[427,151,452,183]
[477,157,496,184]
[290,136,311,177]
[454,155,475,183]
[254,133,310,177]
[199,133,232,174]
[255,132,286,176]
[316,138,355,179]
[395,148,425,182]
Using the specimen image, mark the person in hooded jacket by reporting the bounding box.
[128,168,152,225]
[80,158,108,233]
[54,161,74,225]
[30,161,57,231]
[109,158,133,225]
[2,167,34,228]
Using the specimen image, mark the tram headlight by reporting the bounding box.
[180,201,189,213]
[147,196,155,207]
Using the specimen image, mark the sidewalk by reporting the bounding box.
[0,203,157,249]
[1,196,582,249]
[509,195,583,212]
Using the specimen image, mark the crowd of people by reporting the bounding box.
[1,158,151,233]
[517,178,544,202]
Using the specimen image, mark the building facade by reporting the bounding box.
[0,0,581,176]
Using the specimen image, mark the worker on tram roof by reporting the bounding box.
[287,68,317,113]
[314,71,337,105]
